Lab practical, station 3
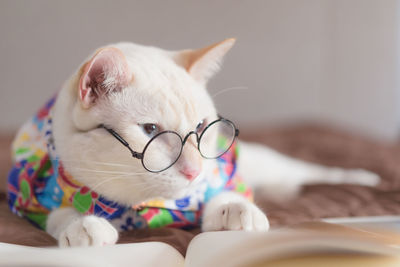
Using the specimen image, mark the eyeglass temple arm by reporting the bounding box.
[99,125,143,159]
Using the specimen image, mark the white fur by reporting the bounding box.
[53,43,216,206]
[238,141,379,202]
[45,40,380,247]
[202,192,269,232]
[47,208,118,247]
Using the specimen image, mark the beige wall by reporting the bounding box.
[0,0,399,140]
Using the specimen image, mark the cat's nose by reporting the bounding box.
[179,167,201,181]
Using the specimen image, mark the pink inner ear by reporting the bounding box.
[79,48,131,108]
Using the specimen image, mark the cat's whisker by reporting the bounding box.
[121,181,167,192]
[72,179,157,198]
[72,171,137,177]
[121,180,168,190]
[68,167,148,175]
[211,86,249,99]
[61,159,134,168]
[77,174,163,192]
[131,184,164,197]
[89,176,135,191]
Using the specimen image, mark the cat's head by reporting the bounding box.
[54,39,235,205]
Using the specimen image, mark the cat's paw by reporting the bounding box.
[202,201,269,232]
[58,215,118,247]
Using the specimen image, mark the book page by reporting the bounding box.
[184,231,257,267]
[185,225,400,267]
[323,216,400,233]
[185,230,300,267]
[249,254,400,267]
[0,242,184,267]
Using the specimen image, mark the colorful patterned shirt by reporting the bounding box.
[7,97,252,231]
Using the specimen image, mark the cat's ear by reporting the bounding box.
[174,38,236,84]
[78,47,132,109]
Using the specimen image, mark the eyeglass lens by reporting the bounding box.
[142,131,182,172]
[199,120,236,159]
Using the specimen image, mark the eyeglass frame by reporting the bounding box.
[99,116,240,173]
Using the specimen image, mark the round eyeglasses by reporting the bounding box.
[100,117,239,173]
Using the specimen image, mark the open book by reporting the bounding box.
[0,220,399,267]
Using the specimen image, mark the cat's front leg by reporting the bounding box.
[201,192,269,232]
[46,207,118,247]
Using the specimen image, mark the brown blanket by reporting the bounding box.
[1,125,399,255]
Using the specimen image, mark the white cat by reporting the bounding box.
[8,39,379,247]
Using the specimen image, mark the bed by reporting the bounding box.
[0,125,399,255]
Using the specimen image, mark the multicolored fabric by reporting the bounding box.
[7,98,252,231]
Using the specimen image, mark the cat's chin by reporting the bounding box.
[165,186,193,199]
[164,171,206,199]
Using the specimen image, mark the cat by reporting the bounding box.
[7,38,379,247]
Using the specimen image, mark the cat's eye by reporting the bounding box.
[140,123,160,138]
[196,119,207,133]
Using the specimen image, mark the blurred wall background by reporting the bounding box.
[0,0,399,140]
